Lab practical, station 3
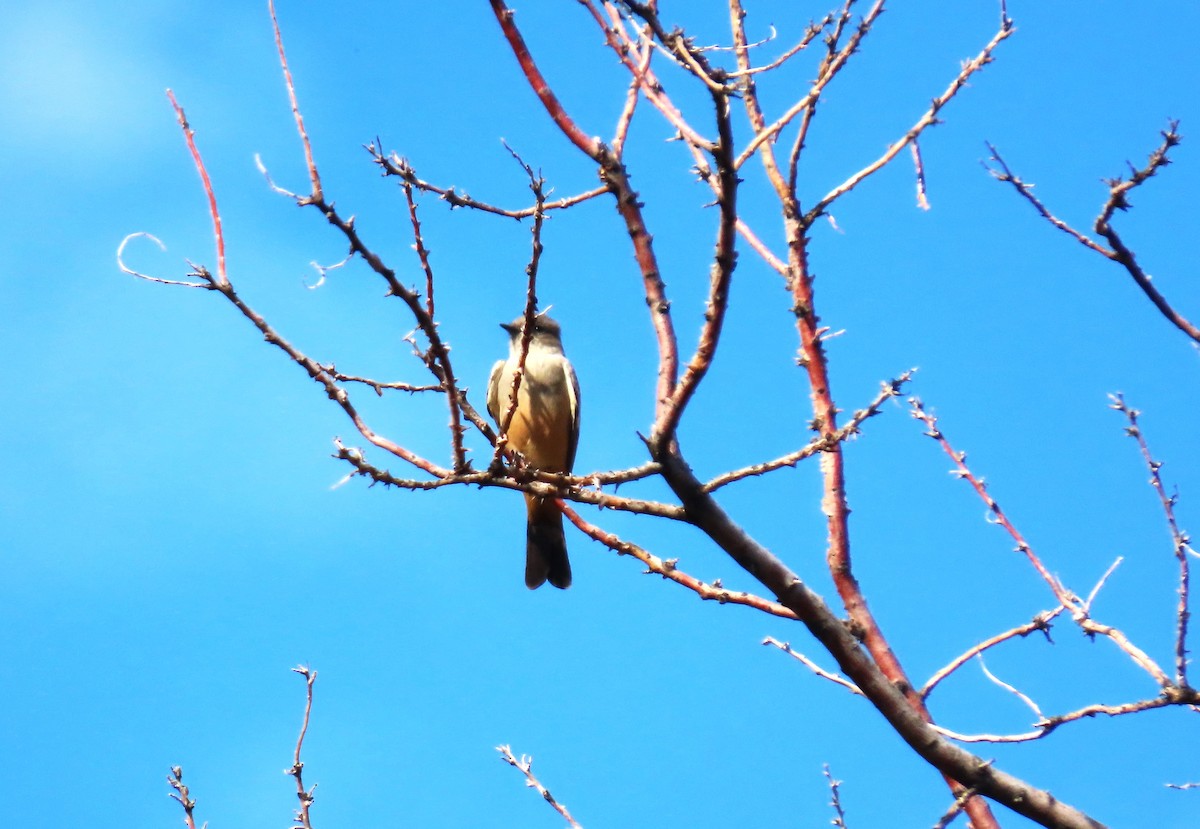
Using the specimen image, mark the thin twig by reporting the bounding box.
[287,666,318,829]
[825,764,849,828]
[565,507,798,617]
[1111,394,1195,687]
[704,372,913,491]
[334,443,686,518]
[932,693,1198,744]
[1083,557,1124,613]
[735,0,887,170]
[319,366,442,396]
[166,90,227,287]
[785,0,856,196]
[497,745,583,829]
[489,0,598,156]
[763,637,863,695]
[922,609,1063,700]
[303,252,353,290]
[401,178,437,320]
[612,26,651,156]
[728,16,830,77]
[910,396,1175,688]
[167,766,199,829]
[976,654,1043,719]
[806,16,1015,222]
[910,397,1075,606]
[989,123,1200,344]
[269,0,321,200]
[117,233,212,288]
[489,146,548,470]
[374,148,608,218]
[983,144,1109,254]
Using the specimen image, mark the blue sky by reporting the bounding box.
[2,1,1199,827]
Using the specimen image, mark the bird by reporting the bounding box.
[487,313,580,589]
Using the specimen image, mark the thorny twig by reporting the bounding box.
[909,396,1173,686]
[373,147,608,218]
[490,145,549,470]
[287,666,318,829]
[567,507,799,618]
[1111,394,1195,687]
[807,13,1015,222]
[334,441,686,518]
[825,764,848,828]
[497,745,583,829]
[909,397,1200,746]
[167,766,200,829]
[987,123,1200,344]
[704,372,913,492]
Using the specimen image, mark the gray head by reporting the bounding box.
[500,313,563,349]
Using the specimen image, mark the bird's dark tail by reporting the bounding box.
[525,496,572,589]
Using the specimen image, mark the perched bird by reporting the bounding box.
[487,313,580,589]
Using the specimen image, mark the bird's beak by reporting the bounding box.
[500,322,519,335]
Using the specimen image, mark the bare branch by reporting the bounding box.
[983,143,1110,255]
[269,0,321,200]
[373,148,608,218]
[825,764,849,829]
[489,1,598,156]
[976,654,1043,720]
[167,766,200,829]
[319,366,441,396]
[922,609,1063,700]
[910,396,1175,689]
[166,90,227,287]
[493,0,680,419]
[1083,557,1124,613]
[303,252,352,291]
[565,507,799,618]
[807,18,1015,221]
[400,177,437,321]
[287,666,318,829]
[910,397,1077,607]
[612,25,651,156]
[989,122,1200,344]
[728,16,830,77]
[933,693,1198,744]
[705,372,913,492]
[763,637,862,695]
[585,1,716,160]
[334,443,687,519]
[735,217,787,274]
[735,0,887,170]
[497,745,583,829]
[117,233,212,288]
[1111,394,1195,686]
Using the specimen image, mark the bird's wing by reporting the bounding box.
[486,359,506,424]
[564,358,581,473]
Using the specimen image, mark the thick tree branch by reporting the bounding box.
[647,446,1102,829]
